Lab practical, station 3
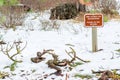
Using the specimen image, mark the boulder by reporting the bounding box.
[50,3,86,20]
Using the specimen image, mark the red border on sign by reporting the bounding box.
[84,13,103,28]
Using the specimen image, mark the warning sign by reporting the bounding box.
[84,14,103,27]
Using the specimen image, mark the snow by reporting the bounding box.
[0,10,120,80]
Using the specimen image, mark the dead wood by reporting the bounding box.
[0,41,6,45]
[0,41,27,63]
[31,48,89,76]
[31,49,54,63]
[92,70,105,74]
[47,60,61,71]
[47,52,66,75]
[31,57,45,63]
[92,70,120,80]
[65,47,90,63]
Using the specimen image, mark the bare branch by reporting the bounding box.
[0,41,27,63]
[31,49,54,63]
[65,47,90,63]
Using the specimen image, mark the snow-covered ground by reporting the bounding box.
[0,10,120,80]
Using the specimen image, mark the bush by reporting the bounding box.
[0,0,30,29]
[18,0,40,12]
[99,0,120,15]
[103,15,109,22]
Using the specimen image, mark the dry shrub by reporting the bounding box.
[99,0,120,15]
[0,5,28,29]
[37,0,78,10]
[19,0,41,12]
[19,0,79,11]
[40,20,60,31]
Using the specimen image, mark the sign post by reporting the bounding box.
[84,14,103,52]
[92,27,97,52]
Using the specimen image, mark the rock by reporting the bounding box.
[50,3,86,20]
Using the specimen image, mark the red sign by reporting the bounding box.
[84,14,103,27]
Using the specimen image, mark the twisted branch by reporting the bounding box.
[0,41,27,63]
[65,47,90,63]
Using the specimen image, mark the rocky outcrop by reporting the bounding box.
[50,3,86,20]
